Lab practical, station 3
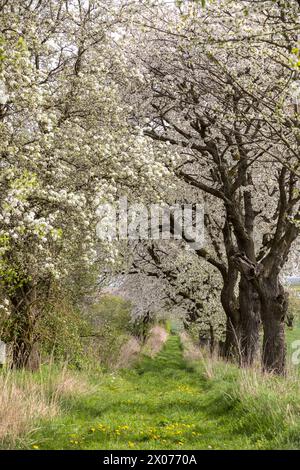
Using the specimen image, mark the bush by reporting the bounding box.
[84,295,133,368]
[38,299,91,367]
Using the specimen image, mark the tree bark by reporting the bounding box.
[260,278,288,375]
[221,316,241,360]
[9,282,38,369]
[219,262,241,360]
[233,253,289,374]
[12,338,33,369]
[262,316,286,375]
[220,276,261,366]
[239,277,261,366]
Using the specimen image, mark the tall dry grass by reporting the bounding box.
[0,365,91,448]
[115,337,142,369]
[180,332,300,448]
[142,325,168,358]
[115,326,169,369]
[179,331,222,379]
[180,331,202,361]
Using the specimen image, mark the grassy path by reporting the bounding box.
[26,335,270,450]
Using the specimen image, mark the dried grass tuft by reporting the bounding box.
[0,366,91,447]
[115,337,142,369]
[142,325,168,358]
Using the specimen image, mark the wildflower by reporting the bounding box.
[70,439,79,445]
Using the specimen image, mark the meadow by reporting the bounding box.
[1,322,300,451]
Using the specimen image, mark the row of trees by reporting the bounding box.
[117,0,300,374]
[0,0,171,367]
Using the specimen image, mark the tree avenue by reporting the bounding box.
[0,0,299,375]
[125,0,300,374]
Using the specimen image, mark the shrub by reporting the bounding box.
[84,295,133,368]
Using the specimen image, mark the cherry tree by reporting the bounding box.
[112,239,225,349]
[0,0,171,367]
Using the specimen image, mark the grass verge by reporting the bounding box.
[0,365,92,449]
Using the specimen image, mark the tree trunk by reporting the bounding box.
[220,279,261,366]
[11,308,36,369]
[219,267,241,360]
[239,277,261,366]
[221,317,241,360]
[12,338,33,369]
[260,278,288,375]
[262,317,286,375]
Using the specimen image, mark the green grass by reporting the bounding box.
[286,286,300,360]
[17,334,300,450]
[287,319,300,352]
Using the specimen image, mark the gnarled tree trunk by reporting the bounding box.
[239,277,261,367]
[9,281,39,369]
[234,251,289,375]
[220,273,261,367]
